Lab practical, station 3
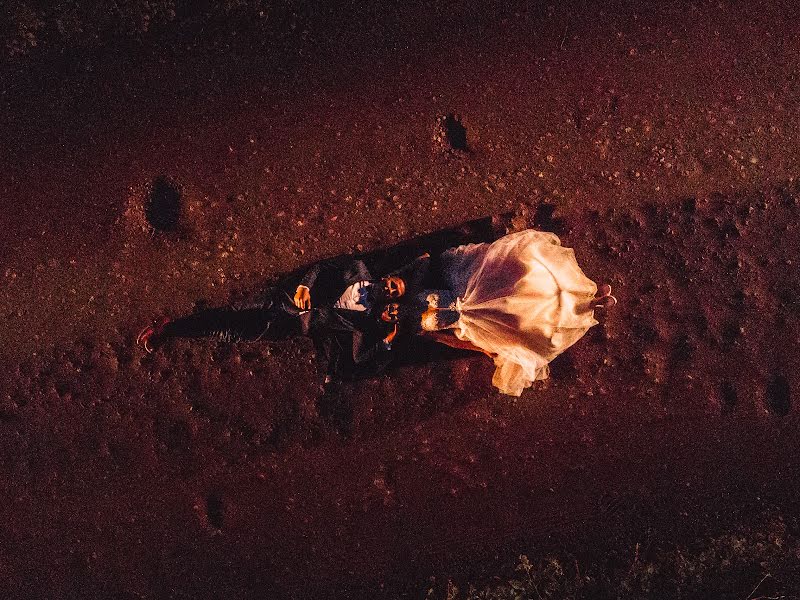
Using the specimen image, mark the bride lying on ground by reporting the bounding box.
[397,229,616,396]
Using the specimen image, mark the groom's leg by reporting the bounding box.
[157,293,302,344]
[160,306,280,343]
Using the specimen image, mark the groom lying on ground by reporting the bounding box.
[136,252,431,384]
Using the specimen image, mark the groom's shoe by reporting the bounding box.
[136,317,171,353]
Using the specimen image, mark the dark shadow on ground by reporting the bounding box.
[256,212,512,296]
[226,213,514,373]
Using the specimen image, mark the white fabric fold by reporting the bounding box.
[442,229,598,396]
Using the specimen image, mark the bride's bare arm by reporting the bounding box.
[422,330,494,357]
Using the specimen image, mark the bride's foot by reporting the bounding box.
[593,284,617,311]
[594,295,617,310]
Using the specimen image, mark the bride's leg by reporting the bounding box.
[424,330,494,357]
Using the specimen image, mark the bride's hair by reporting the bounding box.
[379,302,400,324]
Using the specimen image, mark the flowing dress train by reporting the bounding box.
[429,229,599,396]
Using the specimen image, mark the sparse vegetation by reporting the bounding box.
[1,0,277,61]
[3,0,800,596]
[427,515,800,599]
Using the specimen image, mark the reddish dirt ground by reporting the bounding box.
[1,1,800,597]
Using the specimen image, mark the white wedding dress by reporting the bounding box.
[419,229,599,396]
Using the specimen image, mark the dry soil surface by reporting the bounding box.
[1,1,800,598]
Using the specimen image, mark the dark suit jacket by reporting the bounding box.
[309,307,394,380]
[298,257,374,308]
[297,253,432,380]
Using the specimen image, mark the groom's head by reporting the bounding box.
[379,276,406,301]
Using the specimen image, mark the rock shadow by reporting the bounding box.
[765,374,791,417]
[438,113,469,151]
[146,176,182,232]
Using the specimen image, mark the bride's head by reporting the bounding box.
[380,302,400,323]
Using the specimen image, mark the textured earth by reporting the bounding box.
[1,1,800,598]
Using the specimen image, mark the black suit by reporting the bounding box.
[294,257,394,380]
[297,257,374,308]
[158,257,394,382]
[308,307,394,382]
[299,253,436,380]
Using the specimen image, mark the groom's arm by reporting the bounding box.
[352,323,397,365]
[294,258,372,309]
[293,263,322,309]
